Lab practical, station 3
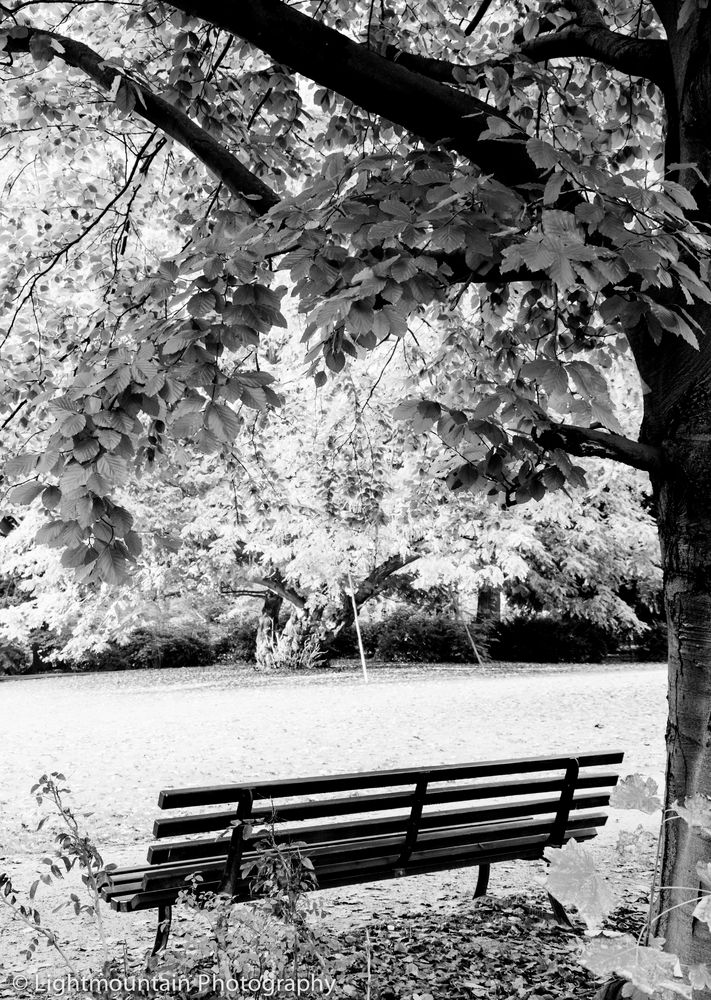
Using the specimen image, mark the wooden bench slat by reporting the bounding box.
[137,812,608,895]
[157,751,624,808]
[106,823,604,913]
[155,772,618,823]
[151,788,610,841]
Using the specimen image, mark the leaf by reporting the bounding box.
[60,413,86,437]
[392,399,421,420]
[73,438,100,463]
[109,505,133,537]
[688,964,711,990]
[648,303,699,349]
[692,895,711,932]
[97,453,125,481]
[95,544,128,585]
[35,520,66,546]
[610,775,662,814]
[545,838,615,930]
[520,360,568,397]
[567,360,608,400]
[698,861,711,888]
[61,545,90,568]
[672,794,711,836]
[8,480,44,505]
[526,138,561,170]
[205,402,241,441]
[41,486,61,510]
[4,453,39,477]
[187,290,217,318]
[581,935,686,997]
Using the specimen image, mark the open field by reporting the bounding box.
[0,661,666,981]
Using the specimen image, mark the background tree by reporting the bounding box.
[1,0,710,986]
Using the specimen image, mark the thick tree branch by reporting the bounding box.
[2,25,279,211]
[538,422,664,473]
[168,0,539,189]
[251,574,307,610]
[519,25,672,94]
[384,24,671,94]
[354,551,421,608]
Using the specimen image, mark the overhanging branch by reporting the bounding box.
[3,26,279,211]
[538,422,663,473]
[168,0,539,189]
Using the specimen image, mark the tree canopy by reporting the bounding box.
[2,0,711,990]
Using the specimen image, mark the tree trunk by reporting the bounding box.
[643,18,711,989]
[255,590,283,669]
[653,443,711,983]
[255,606,327,671]
[477,587,502,622]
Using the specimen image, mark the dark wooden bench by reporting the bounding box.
[100,749,623,952]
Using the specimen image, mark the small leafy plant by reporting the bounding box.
[170,817,336,997]
[0,772,116,973]
[545,774,711,998]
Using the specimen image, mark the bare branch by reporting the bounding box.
[3,25,279,211]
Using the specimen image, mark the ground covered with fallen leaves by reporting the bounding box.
[0,661,663,996]
[342,895,618,999]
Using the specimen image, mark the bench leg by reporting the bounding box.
[152,904,172,955]
[474,863,490,897]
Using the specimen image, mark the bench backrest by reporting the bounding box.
[146,750,623,893]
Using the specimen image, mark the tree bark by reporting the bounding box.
[637,18,711,991]
[255,589,283,668]
[653,420,711,986]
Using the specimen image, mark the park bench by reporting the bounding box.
[100,749,624,953]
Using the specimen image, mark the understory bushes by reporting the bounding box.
[0,625,215,675]
[0,609,666,676]
[213,616,260,662]
[325,610,490,663]
[489,615,615,663]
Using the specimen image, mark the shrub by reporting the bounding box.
[323,620,378,659]
[27,625,68,672]
[74,628,214,672]
[634,620,668,661]
[490,615,613,663]
[373,609,489,663]
[0,640,30,675]
[213,617,259,662]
